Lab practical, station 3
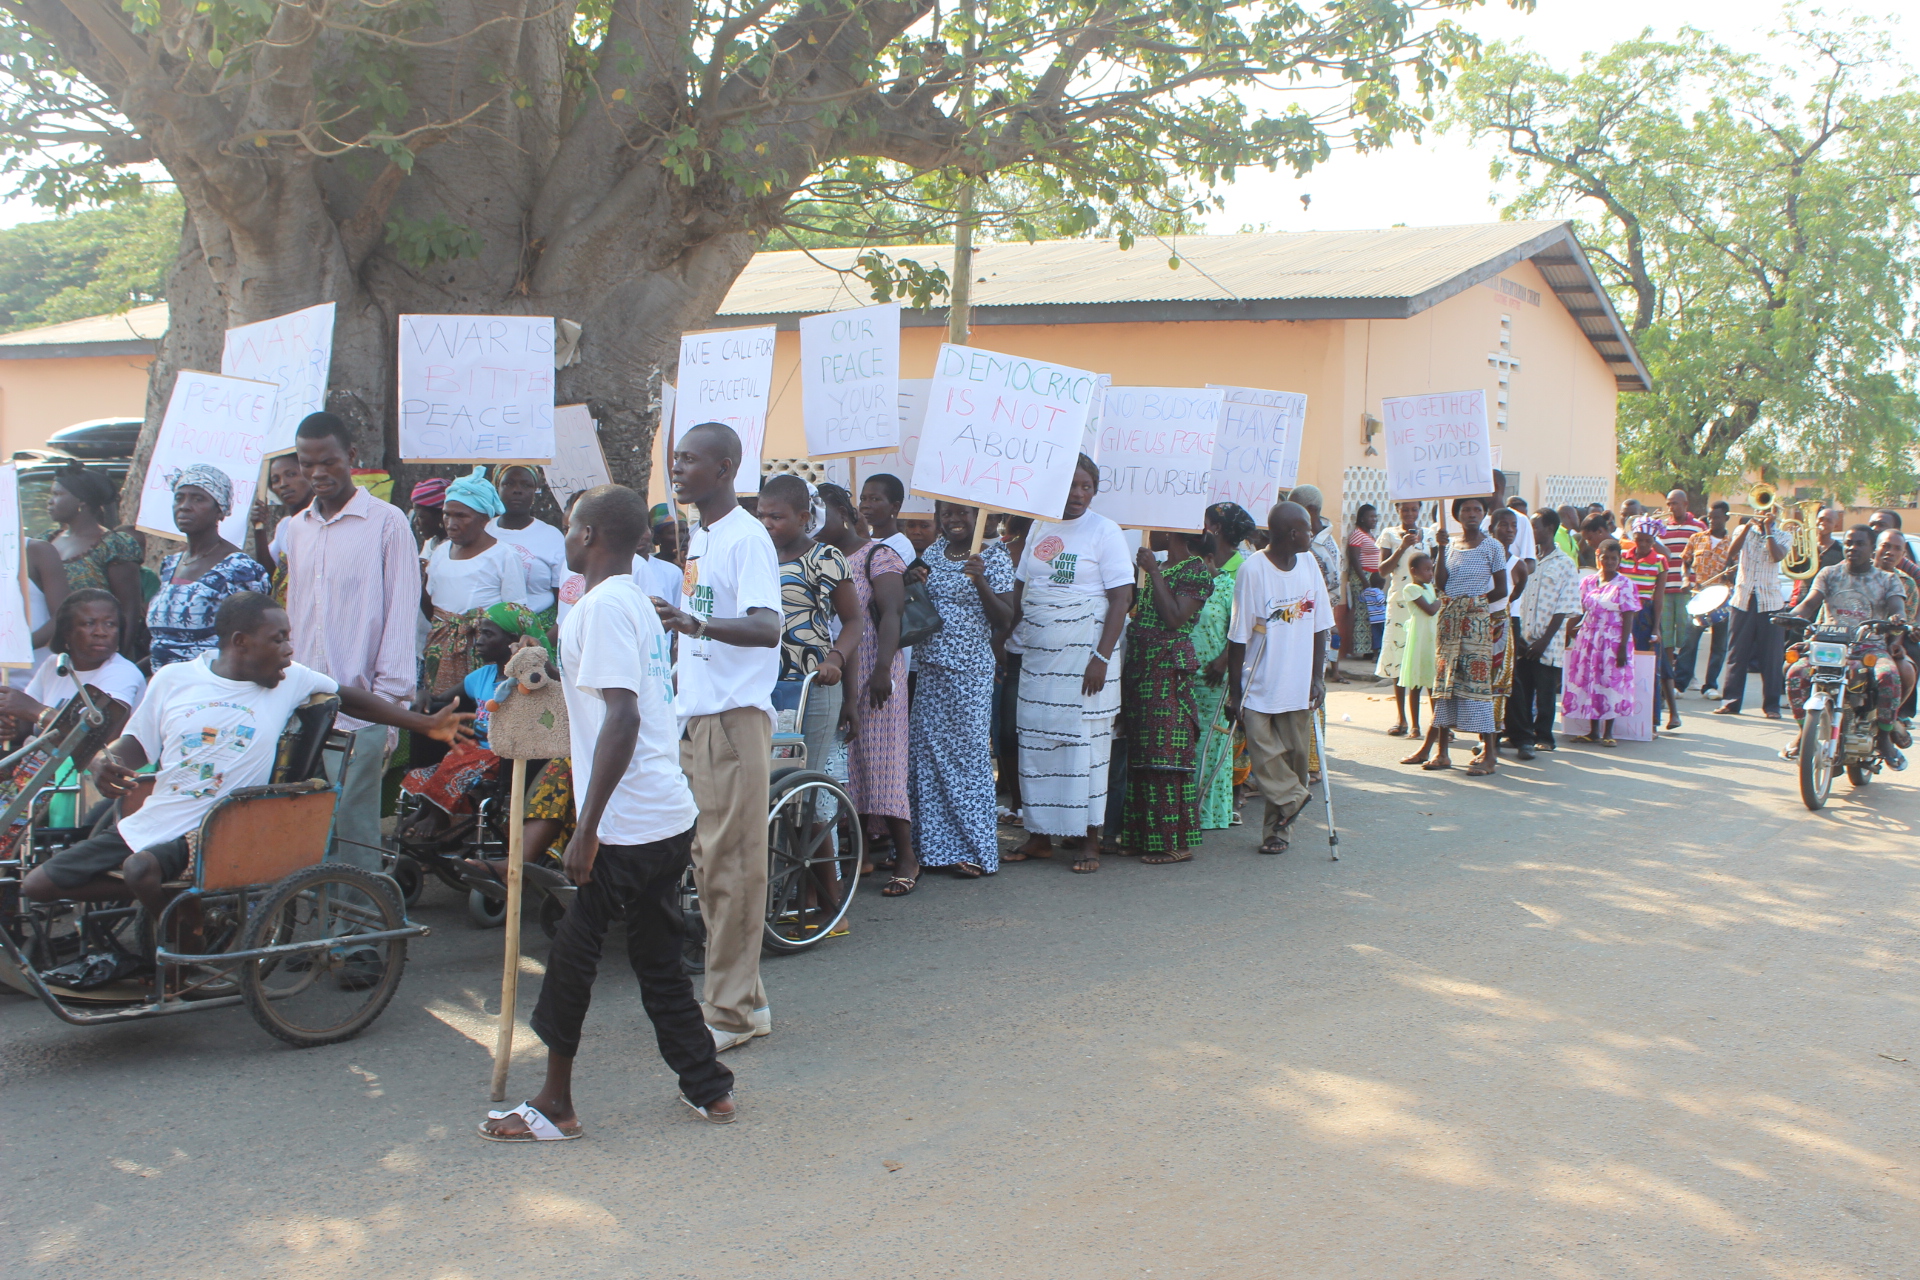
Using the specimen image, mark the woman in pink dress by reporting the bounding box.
[1561,538,1642,745]
[818,484,916,893]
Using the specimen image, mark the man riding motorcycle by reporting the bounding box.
[1783,525,1910,767]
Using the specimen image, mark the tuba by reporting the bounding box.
[1781,499,1825,580]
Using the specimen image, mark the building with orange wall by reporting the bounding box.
[716,221,1646,526]
[0,303,161,457]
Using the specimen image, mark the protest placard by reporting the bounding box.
[0,463,31,668]
[801,303,900,458]
[1381,390,1494,502]
[397,314,556,462]
[1090,386,1223,531]
[912,344,1095,521]
[1080,374,1112,461]
[1207,385,1307,515]
[135,371,278,545]
[674,324,776,494]
[543,404,613,513]
[853,378,933,514]
[221,302,335,455]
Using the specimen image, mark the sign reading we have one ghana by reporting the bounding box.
[914,344,1096,521]
[398,315,556,462]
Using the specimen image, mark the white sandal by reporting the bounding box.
[681,1092,737,1124]
[479,1101,583,1142]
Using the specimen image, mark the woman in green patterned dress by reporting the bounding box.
[1114,530,1218,864]
[1192,502,1257,830]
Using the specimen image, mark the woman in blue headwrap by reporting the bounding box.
[421,467,529,698]
[147,464,272,668]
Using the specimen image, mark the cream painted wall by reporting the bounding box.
[0,353,153,458]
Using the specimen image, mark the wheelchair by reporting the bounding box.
[389,756,566,933]
[679,671,865,963]
[0,676,429,1048]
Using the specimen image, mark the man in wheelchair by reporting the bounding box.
[20,592,472,949]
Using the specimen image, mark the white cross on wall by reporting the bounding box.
[1487,313,1520,429]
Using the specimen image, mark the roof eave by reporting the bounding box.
[0,339,156,360]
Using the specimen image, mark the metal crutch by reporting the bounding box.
[1310,705,1341,860]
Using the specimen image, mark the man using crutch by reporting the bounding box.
[1225,501,1332,856]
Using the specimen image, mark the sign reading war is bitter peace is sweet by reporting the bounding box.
[1090,386,1223,531]
[913,344,1096,521]
[800,302,900,458]
[397,315,556,462]
[674,325,777,494]
[1381,389,1494,502]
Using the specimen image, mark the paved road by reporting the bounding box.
[6,680,1919,1278]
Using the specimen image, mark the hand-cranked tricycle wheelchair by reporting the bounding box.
[0,666,429,1047]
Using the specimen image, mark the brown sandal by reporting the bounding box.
[880,875,919,897]
[1070,855,1100,874]
[1140,851,1194,865]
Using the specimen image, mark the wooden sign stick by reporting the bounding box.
[488,756,529,1102]
[969,506,992,554]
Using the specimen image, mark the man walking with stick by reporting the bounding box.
[479,485,733,1141]
[1226,501,1331,856]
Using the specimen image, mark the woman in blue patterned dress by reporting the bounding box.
[146,465,272,668]
[908,501,1016,879]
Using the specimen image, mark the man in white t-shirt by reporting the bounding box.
[1226,501,1332,856]
[23,592,468,958]
[482,484,735,1141]
[487,465,570,615]
[653,422,782,1054]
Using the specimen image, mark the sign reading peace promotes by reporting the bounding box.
[912,343,1096,522]
[1381,389,1494,502]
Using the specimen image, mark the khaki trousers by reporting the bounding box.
[1242,708,1312,840]
[680,707,773,1034]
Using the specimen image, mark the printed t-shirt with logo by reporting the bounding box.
[676,505,782,724]
[117,655,339,852]
[1227,552,1332,715]
[1014,510,1134,595]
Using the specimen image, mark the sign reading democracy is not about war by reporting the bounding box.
[1090,386,1223,531]
[1381,389,1494,502]
[1207,385,1306,514]
[221,302,335,456]
[136,371,278,546]
[801,303,900,458]
[913,344,1096,522]
[398,315,556,462]
[674,325,776,495]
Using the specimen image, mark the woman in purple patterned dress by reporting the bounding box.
[1561,538,1642,745]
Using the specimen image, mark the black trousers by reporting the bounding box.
[529,826,734,1108]
[1508,656,1563,748]
[1720,600,1785,713]
[1674,614,1728,691]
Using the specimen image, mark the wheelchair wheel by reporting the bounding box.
[390,855,425,907]
[763,770,862,954]
[239,864,406,1048]
[467,888,507,928]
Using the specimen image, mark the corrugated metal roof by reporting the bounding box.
[0,302,167,347]
[722,221,1650,392]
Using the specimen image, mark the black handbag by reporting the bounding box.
[865,544,945,649]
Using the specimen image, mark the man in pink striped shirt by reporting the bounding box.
[287,412,423,874]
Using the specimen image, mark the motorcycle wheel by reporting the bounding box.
[1798,706,1835,811]
[1847,762,1873,787]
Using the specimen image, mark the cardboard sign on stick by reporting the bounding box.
[1080,374,1112,461]
[221,302,335,456]
[1207,385,1307,515]
[801,303,900,458]
[1090,386,1223,531]
[543,404,613,514]
[0,463,31,667]
[1382,390,1494,502]
[398,315,556,462]
[136,371,279,546]
[856,378,934,515]
[912,344,1096,521]
[674,325,776,495]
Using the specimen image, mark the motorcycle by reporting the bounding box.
[1774,615,1908,811]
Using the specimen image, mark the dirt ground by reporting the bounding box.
[5,676,1918,1279]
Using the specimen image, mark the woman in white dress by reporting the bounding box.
[421,467,529,698]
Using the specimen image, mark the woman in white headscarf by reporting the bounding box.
[146,464,272,668]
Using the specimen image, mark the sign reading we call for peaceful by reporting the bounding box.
[913,344,1096,521]
[221,302,335,455]
[1090,386,1223,531]
[398,315,556,462]
[1381,389,1494,502]
[674,325,776,494]
[136,371,279,546]
[1207,385,1307,514]
[801,303,900,458]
